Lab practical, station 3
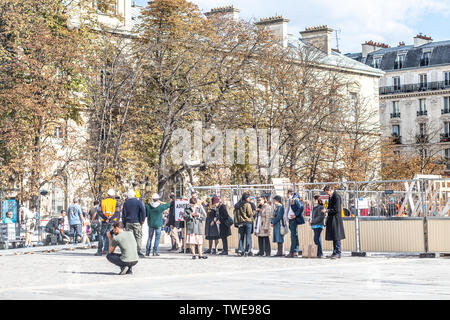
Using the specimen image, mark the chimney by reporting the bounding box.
[116,0,131,25]
[414,33,432,47]
[204,5,240,22]
[255,16,290,48]
[300,25,333,55]
[361,40,390,58]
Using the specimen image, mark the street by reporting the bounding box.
[0,244,449,300]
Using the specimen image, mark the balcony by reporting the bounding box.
[417,110,428,117]
[440,133,450,143]
[442,109,450,115]
[380,81,450,95]
[392,135,402,144]
[390,112,401,119]
[416,134,429,144]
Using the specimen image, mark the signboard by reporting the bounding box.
[319,194,330,209]
[175,198,190,222]
[356,197,369,210]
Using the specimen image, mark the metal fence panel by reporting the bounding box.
[359,218,425,252]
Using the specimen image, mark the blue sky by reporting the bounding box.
[133,0,450,53]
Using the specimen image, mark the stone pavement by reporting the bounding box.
[0,244,449,300]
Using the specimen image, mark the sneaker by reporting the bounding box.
[204,248,211,254]
[152,252,160,256]
[95,252,103,256]
[199,255,208,259]
[126,267,133,275]
[119,267,127,275]
[211,249,217,255]
[192,255,197,260]
[218,251,228,255]
[243,252,248,257]
[247,252,254,257]
[179,249,185,254]
[145,252,150,257]
[138,252,145,258]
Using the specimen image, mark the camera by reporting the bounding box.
[109,230,115,237]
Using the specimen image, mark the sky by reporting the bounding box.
[133,0,450,53]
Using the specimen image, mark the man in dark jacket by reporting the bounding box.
[323,185,345,259]
[285,189,305,258]
[234,193,255,256]
[122,190,146,257]
[167,193,180,251]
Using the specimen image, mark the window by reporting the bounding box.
[420,51,431,66]
[444,122,450,136]
[419,123,426,136]
[391,101,400,118]
[349,93,358,121]
[419,74,428,90]
[445,149,450,170]
[373,57,382,69]
[54,127,62,139]
[445,72,450,86]
[393,77,401,91]
[394,54,405,69]
[392,125,400,137]
[445,97,450,113]
[418,99,427,116]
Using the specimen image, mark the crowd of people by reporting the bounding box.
[2,185,346,274]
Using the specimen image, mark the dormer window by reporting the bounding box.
[420,51,432,67]
[373,56,382,69]
[394,54,406,69]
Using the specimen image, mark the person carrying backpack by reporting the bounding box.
[233,193,255,257]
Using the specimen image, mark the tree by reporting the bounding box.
[134,0,275,196]
[0,0,91,205]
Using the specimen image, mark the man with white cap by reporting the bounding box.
[95,189,121,256]
[122,189,146,257]
[145,193,170,256]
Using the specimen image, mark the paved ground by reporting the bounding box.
[0,244,449,300]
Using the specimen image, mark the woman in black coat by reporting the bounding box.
[205,198,220,254]
[216,198,232,255]
[324,186,345,259]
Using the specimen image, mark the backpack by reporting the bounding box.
[224,215,233,228]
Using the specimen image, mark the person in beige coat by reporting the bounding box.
[255,195,273,256]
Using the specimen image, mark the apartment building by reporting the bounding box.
[346,35,450,169]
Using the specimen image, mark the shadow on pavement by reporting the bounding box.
[60,271,117,276]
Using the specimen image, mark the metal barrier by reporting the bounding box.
[190,178,450,255]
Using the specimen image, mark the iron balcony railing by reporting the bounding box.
[392,135,402,144]
[380,81,450,95]
[416,134,429,144]
[390,112,401,118]
[417,110,428,116]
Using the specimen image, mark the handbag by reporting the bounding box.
[280,218,289,236]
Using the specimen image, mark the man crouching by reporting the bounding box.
[106,222,138,275]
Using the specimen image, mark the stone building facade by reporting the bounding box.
[346,35,450,171]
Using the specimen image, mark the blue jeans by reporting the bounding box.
[333,240,341,256]
[238,223,253,253]
[289,220,299,253]
[313,228,323,257]
[97,223,113,254]
[70,224,82,244]
[146,227,162,254]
